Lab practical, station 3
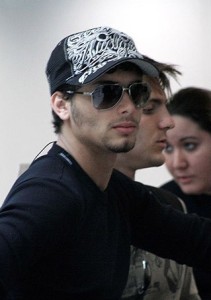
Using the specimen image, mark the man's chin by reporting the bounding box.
[144,156,165,168]
[151,152,165,166]
[108,141,136,153]
[152,158,165,167]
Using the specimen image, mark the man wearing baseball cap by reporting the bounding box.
[0,26,211,299]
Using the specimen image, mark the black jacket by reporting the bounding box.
[0,144,211,299]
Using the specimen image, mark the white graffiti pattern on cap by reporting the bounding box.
[65,27,143,84]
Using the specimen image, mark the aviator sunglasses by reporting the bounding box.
[66,82,151,110]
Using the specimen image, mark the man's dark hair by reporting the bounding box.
[143,55,181,97]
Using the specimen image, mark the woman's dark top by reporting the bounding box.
[162,180,211,300]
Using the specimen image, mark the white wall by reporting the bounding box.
[0,0,211,202]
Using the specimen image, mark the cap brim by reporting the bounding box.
[66,57,159,86]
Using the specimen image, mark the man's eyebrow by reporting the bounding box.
[148,98,167,104]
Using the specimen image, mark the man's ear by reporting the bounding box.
[51,92,70,120]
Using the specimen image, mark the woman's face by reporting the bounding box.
[164,115,211,194]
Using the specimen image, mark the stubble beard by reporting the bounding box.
[71,103,136,153]
[104,138,136,153]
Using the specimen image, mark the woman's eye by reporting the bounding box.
[184,142,197,151]
[164,144,173,153]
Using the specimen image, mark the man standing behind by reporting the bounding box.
[115,62,200,299]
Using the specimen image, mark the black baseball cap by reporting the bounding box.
[46,26,159,95]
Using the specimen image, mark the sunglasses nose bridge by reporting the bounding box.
[121,86,132,101]
[121,86,139,109]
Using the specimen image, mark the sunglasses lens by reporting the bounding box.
[130,83,150,107]
[92,85,123,109]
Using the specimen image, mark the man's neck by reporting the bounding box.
[115,165,135,180]
[57,135,117,191]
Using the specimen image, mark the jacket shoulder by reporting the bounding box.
[146,185,185,212]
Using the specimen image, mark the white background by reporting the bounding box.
[0,0,211,203]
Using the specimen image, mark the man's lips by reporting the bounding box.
[113,122,137,134]
[156,139,167,148]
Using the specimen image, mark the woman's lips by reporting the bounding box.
[176,175,194,184]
